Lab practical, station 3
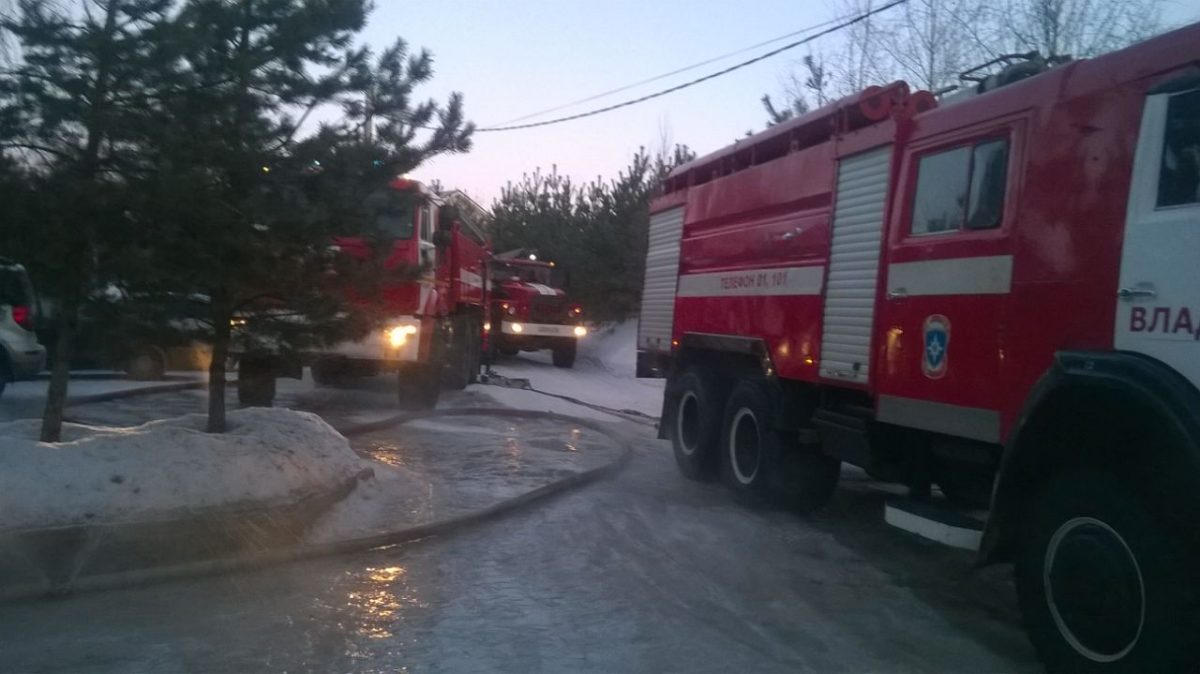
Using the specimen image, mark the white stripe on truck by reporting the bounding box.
[676,266,825,298]
[887,255,1013,296]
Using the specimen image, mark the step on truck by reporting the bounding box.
[638,23,1200,673]
[236,177,489,408]
[487,250,586,368]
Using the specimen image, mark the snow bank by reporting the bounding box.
[578,320,640,376]
[0,408,369,532]
[486,319,665,419]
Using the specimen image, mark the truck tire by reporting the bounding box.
[552,339,577,368]
[311,358,346,387]
[398,328,444,409]
[237,356,276,407]
[720,379,839,511]
[443,317,478,391]
[398,361,440,409]
[1015,470,1198,673]
[670,369,724,481]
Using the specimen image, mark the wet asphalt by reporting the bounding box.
[0,360,1040,672]
[0,419,1038,672]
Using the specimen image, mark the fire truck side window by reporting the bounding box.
[1158,88,1200,208]
[418,205,436,268]
[911,138,1010,235]
[911,146,971,235]
[965,139,1009,229]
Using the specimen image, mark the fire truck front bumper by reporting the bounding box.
[323,316,424,363]
[500,321,587,339]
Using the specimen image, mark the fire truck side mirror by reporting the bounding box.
[432,228,452,248]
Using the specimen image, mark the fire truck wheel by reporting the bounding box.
[670,369,724,481]
[311,358,346,387]
[1016,470,1198,673]
[720,380,839,511]
[443,318,477,391]
[552,339,576,368]
[397,363,440,409]
[237,356,276,407]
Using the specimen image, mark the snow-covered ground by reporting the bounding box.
[484,321,665,420]
[307,414,621,544]
[0,408,369,532]
[0,373,206,423]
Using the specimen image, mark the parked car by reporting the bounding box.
[0,258,47,397]
[38,289,213,380]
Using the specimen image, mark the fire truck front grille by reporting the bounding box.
[529,297,566,323]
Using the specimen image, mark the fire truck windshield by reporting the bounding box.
[493,262,551,285]
[374,207,414,239]
[364,189,417,239]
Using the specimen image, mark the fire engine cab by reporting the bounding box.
[487,251,586,368]
[236,178,488,408]
[639,23,1200,672]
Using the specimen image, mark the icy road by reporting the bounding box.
[0,327,1038,672]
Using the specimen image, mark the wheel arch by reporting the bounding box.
[981,350,1200,564]
[661,333,812,439]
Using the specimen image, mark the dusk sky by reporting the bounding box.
[359,0,1200,207]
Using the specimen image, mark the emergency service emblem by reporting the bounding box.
[923,314,950,379]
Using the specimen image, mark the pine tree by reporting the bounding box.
[138,0,473,432]
[0,0,175,441]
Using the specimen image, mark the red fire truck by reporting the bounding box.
[237,178,488,408]
[639,24,1200,672]
[487,251,586,368]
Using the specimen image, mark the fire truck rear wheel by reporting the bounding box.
[397,362,440,409]
[443,317,478,391]
[311,358,346,387]
[670,369,724,481]
[552,339,576,368]
[1015,470,1198,673]
[720,379,839,511]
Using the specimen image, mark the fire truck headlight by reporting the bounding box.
[483,321,491,332]
[387,324,419,347]
[573,326,587,337]
[510,323,523,334]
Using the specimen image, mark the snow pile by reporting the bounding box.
[577,320,640,377]
[0,408,370,532]
[484,319,665,419]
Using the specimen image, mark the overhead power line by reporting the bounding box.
[477,0,907,133]
[491,15,849,127]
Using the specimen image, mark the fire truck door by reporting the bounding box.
[1115,84,1200,388]
[874,132,1017,444]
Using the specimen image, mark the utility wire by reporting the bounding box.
[491,14,849,127]
[477,0,906,133]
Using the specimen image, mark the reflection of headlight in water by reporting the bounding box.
[387,325,419,347]
[510,323,523,334]
[573,326,587,337]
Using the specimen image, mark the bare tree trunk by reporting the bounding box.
[39,292,78,442]
[206,298,231,433]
